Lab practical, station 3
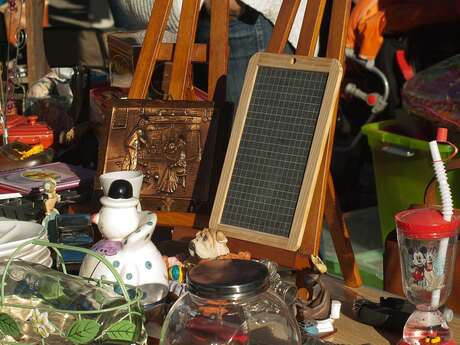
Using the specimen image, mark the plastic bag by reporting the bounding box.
[402,54,460,129]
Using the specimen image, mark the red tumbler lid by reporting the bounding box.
[395,208,459,239]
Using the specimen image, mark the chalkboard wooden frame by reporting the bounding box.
[210,53,342,251]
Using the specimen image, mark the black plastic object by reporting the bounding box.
[27,185,92,212]
[108,179,133,199]
[353,297,415,333]
[45,214,95,274]
[0,197,43,221]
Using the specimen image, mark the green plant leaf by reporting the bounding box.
[66,319,100,344]
[0,313,21,337]
[106,320,136,341]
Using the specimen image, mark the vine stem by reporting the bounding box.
[48,320,65,338]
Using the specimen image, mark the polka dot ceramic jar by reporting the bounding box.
[79,179,168,304]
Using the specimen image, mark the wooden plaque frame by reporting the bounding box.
[209,53,342,251]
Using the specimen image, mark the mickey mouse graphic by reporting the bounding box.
[424,247,444,290]
[408,246,427,285]
[425,247,438,273]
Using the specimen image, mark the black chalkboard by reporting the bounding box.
[210,53,342,251]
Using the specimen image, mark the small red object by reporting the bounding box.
[186,316,249,344]
[0,115,27,134]
[395,208,459,240]
[367,94,377,105]
[396,50,415,81]
[436,128,448,142]
[5,116,54,148]
[27,115,38,125]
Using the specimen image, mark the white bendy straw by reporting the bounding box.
[428,129,453,307]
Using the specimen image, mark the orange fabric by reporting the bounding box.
[346,0,380,60]
[347,0,460,61]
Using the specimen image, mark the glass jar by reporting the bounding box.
[160,259,301,345]
[258,259,298,306]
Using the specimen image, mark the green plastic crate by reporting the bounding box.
[362,120,459,243]
[322,207,383,289]
[325,249,384,290]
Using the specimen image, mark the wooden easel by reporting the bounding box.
[265,0,361,287]
[131,0,361,287]
[26,0,49,84]
[126,0,229,224]
[128,0,229,103]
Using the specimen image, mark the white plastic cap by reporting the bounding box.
[330,300,341,320]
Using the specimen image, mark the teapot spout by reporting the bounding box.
[91,213,100,225]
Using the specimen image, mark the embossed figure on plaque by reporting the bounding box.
[158,138,187,193]
[122,128,146,171]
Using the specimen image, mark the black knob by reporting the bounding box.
[108,179,133,199]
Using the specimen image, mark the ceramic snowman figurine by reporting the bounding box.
[79,179,168,303]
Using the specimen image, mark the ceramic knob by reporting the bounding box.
[108,179,133,199]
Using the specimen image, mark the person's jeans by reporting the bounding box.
[196,10,279,114]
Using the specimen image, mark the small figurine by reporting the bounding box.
[162,256,187,298]
[41,178,60,229]
[163,256,185,283]
[79,179,168,303]
[296,255,332,322]
[189,228,230,260]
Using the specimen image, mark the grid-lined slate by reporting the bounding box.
[221,66,328,238]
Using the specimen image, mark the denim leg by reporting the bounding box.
[226,15,275,109]
[196,13,276,115]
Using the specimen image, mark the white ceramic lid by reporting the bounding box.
[0,220,45,252]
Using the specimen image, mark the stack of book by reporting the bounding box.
[0,162,95,195]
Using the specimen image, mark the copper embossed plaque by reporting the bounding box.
[99,99,217,212]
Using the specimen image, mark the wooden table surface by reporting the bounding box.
[323,275,460,344]
[149,275,460,345]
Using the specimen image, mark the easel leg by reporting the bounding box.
[26,0,49,84]
[325,173,362,287]
[301,142,362,287]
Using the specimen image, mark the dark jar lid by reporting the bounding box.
[187,259,269,300]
